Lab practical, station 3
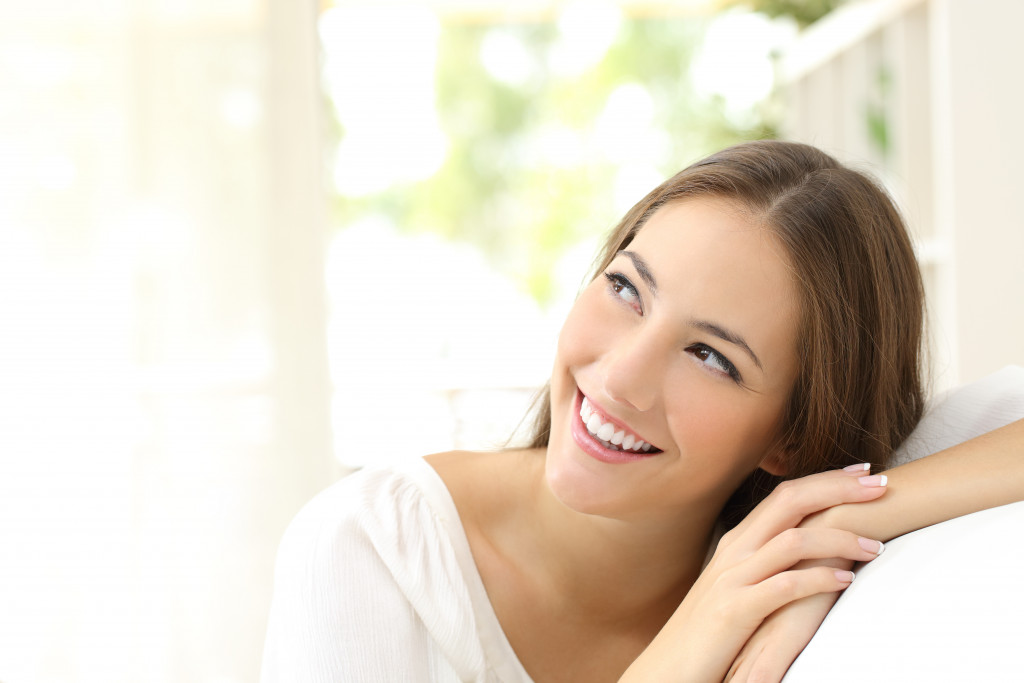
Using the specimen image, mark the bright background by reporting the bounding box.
[0,0,1020,681]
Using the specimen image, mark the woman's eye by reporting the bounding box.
[603,273,642,313]
[689,344,741,382]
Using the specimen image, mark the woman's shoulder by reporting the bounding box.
[272,450,541,582]
[264,455,516,681]
[276,456,458,565]
[268,455,482,643]
[270,448,545,610]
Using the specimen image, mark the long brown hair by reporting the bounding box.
[521,140,926,522]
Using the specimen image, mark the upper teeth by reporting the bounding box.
[580,397,654,453]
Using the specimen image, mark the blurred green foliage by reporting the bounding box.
[727,0,845,27]
[330,13,778,305]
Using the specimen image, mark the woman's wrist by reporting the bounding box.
[798,477,889,540]
[799,499,898,546]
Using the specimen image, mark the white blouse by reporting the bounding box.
[260,457,534,683]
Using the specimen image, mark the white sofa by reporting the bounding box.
[784,366,1024,682]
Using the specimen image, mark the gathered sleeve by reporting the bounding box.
[259,466,493,683]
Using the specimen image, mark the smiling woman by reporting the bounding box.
[544,198,801,519]
[260,140,1024,683]
[526,140,926,528]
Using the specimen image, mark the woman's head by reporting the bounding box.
[528,140,925,519]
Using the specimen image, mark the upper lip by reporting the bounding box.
[580,390,660,451]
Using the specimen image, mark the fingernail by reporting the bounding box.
[844,463,871,473]
[858,474,887,487]
[858,537,885,554]
[835,570,855,583]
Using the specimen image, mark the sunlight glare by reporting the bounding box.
[594,82,669,165]
[219,88,262,130]
[325,218,554,467]
[480,29,537,87]
[691,10,798,123]
[549,0,622,78]
[320,5,448,196]
[34,154,78,191]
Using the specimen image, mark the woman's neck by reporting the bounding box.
[521,448,715,618]
[434,447,720,622]
[429,447,727,682]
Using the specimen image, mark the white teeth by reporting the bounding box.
[580,398,592,421]
[579,395,656,453]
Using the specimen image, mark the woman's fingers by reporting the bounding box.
[733,565,856,628]
[725,468,855,540]
[728,466,888,550]
[725,590,840,683]
[729,527,883,586]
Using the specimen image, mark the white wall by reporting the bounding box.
[932,0,1024,384]
[0,2,334,681]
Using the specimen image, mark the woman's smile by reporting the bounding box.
[571,390,664,464]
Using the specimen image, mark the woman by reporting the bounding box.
[261,141,1024,682]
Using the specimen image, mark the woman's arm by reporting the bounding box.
[725,417,1024,683]
[811,417,1024,540]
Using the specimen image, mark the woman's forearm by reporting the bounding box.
[809,418,1024,540]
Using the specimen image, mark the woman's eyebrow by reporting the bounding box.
[619,250,657,295]
[690,319,764,371]
[618,249,764,372]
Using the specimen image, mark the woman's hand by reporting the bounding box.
[724,509,868,682]
[619,467,887,683]
[723,562,848,683]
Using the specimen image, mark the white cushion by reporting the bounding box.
[783,366,1024,682]
[891,365,1024,466]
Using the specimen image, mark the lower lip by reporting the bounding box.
[570,391,661,464]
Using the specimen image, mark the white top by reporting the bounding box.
[260,457,534,683]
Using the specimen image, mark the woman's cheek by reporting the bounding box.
[664,379,748,452]
[691,393,784,469]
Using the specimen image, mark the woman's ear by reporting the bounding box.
[758,443,791,476]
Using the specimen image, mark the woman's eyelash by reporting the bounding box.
[603,272,642,313]
[689,343,742,383]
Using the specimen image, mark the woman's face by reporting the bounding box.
[545,197,801,522]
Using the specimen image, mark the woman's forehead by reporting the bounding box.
[625,198,801,374]
[629,198,784,267]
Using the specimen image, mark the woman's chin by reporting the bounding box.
[543,447,628,517]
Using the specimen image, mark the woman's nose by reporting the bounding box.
[599,330,662,413]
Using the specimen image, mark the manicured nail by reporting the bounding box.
[844,463,871,473]
[835,570,855,583]
[858,474,887,487]
[858,537,885,555]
